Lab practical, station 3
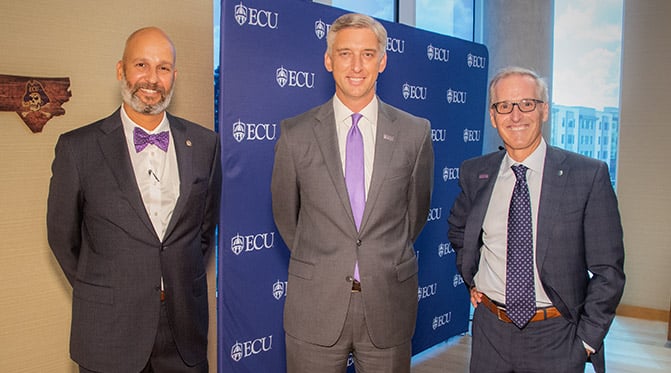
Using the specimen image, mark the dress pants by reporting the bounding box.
[285,291,412,373]
[470,302,589,373]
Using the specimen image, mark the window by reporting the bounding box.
[415,0,474,40]
[313,0,395,21]
[551,0,623,188]
[312,0,475,41]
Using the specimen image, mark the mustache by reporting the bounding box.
[120,75,173,116]
[130,82,166,96]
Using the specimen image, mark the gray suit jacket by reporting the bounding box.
[47,109,221,373]
[271,98,434,348]
[447,146,625,372]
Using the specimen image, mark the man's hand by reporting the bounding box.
[470,286,483,307]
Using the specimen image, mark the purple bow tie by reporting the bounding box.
[134,127,169,152]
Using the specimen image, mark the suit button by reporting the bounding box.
[161,245,166,252]
[356,240,362,246]
[345,276,354,282]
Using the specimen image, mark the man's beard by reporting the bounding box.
[120,74,174,115]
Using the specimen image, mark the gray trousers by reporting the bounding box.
[285,292,412,373]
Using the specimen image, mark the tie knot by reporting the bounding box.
[351,113,363,127]
[134,127,169,152]
[511,164,528,181]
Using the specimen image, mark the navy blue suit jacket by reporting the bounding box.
[47,109,221,372]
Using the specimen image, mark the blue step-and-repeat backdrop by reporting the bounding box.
[217,0,488,371]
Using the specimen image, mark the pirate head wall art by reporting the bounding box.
[0,74,71,133]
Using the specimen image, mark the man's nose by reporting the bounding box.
[145,68,159,83]
[352,54,363,72]
[510,103,528,119]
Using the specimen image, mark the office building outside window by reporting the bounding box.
[551,0,624,188]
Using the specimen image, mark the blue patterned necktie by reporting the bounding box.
[345,113,364,281]
[134,127,169,152]
[505,164,536,328]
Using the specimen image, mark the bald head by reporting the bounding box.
[116,26,177,129]
[122,27,176,65]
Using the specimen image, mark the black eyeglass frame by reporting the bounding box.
[491,98,545,114]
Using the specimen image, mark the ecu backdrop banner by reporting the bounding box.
[217,0,488,371]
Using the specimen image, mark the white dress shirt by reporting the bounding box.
[120,106,180,241]
[475,139,552,307]
[333,95,378,197]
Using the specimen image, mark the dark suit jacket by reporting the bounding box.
[447,145,625,372]
[47,109,221,373]
[271,98,434,348]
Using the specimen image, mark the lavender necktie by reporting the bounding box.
[134,127,169,152]
[505,164,536,328]
[346,113,364,281]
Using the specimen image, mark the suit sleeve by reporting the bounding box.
[447,160,473,286]
[46,135,82,286]
[201,136,222,258]
[578,162,626,351]
[271,121,300,251]
[407,119,434,242]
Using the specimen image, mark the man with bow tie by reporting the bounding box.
[47,27,220,373]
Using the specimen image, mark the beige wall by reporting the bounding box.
[617,1,671,314]
[0,1,215,372]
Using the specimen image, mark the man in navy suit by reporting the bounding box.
[448,66,625,373]
[47,27,220,372]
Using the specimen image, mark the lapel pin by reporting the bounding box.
[186,139,192,147]
[383,134,394,142]
[478,174,489,179]
[558,170,563,176]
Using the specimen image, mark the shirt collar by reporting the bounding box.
[502,138,547,174]
[332,95,378,128]
[120,105,170,134]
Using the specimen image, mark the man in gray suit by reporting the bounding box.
[448,66,625,373]
[47,27,220,373]
[271,13,434,373]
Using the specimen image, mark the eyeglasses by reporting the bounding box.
[491,99,544,114]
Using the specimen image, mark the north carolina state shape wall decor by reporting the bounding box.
[0,74,71,133]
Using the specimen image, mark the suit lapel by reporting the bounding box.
[536,146,569,268]
[311,101,357,228]
[360,101,400,231]
[163,115,193,239]
[468,152,505,245]
[97,110,156,237]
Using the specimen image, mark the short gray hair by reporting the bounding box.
[488,66,549,106]
[326,13,387,60]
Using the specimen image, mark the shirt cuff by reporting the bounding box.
[582,341,595,354]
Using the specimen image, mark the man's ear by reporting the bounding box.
[378,53,387,73]
[116,61,124,81]
[324,52,333,72]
